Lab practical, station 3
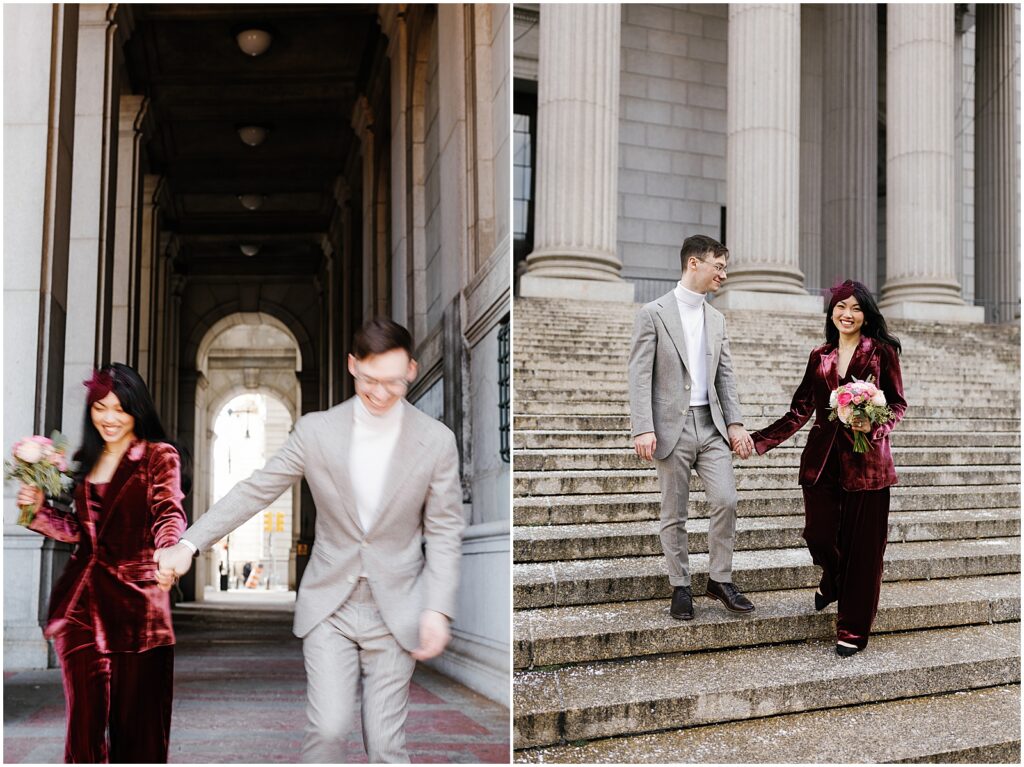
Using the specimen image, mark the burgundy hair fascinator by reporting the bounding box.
[827,280,857,312]
[83,368,114,405]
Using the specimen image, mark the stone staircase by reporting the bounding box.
[512,297,1021,763]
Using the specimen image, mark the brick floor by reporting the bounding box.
[3,598,509,764]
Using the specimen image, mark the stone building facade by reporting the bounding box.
[514,3,1020,323]
[4,3,510,704]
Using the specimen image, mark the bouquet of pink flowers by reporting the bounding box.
[828,376,893,453]
[5,433,72,526]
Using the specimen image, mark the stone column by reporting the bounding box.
[519,3,633,302]
[136,175,161,382]
[717,4,820,312]
[880,4,984,322]
[974,4,1020,323]
[3,3,79,670]
[821,4,877,291]
[63,4,128,449]
[800,5,825,294]
[110,95,148,364]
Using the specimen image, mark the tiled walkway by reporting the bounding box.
[4,594,509,763]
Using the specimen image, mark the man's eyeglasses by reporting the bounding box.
[352,372,410,394]
[696,258,727,275]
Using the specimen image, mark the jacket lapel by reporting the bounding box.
[325,401,361,531]
[369,404,429,535]
[821,346,840,392]
[655,293,690,370]
[848,336,876,381]
[96,440,146,538]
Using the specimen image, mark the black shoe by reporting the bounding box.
[814,590,836,611]
[705,579,755,613]
[835,642,861,657]
[670,586,694,620]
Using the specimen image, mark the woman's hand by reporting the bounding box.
[16,483,44,510]
[850,415,871,434]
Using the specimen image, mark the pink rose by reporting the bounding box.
[837,391,853,407]
[14,440,44,463]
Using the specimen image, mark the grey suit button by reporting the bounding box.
[347,575,356,584]
[361,540,368,548]
[685,384,691,390]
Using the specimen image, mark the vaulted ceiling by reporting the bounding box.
[122,3,382,277]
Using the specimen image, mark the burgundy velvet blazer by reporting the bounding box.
[751,336,907,491]
[28,440,187,653]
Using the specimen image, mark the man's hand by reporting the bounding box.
[410,609,451,661]
[634,432,657,461]
[728,424,754,459]
[153,543,194,593]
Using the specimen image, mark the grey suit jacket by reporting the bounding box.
[184,397,465,651]
[628,290,743,460]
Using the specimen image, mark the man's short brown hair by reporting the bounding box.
[680,234,729,273]
[352,317,414,359]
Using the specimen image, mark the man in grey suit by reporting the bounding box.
[154,318,465,763]
[628,234,755,621]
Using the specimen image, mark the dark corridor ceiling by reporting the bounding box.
[123,4,381,277]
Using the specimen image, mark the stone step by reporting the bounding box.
[512,622,1021,749]
[514,684,1021,763]
[513,508,1021,563]
[513,389,1019,409]
[514,573,1021,668]
[514,446,1021,472]
[513,486,1022,526]
[513,538,1020,609]
[514,428,1022,450]
[514,465,1020,497]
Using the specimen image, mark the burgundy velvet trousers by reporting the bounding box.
[802,444,891,649]
[55,619,174,764]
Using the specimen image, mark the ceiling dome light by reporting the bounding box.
[237,125,268,147]
[236,29,272,57]
[238,194,265,211]
[240,244,261,257]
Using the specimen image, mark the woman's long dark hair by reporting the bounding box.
[824,281,902,354]
[74,363,192,494]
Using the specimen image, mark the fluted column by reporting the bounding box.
[822,4,877,291]
[110,94,148,365]
[974,4,1020,323]
[519,3,633,302]
[800,4,825,293]
[880,4,983,322]
[717,4,820,312]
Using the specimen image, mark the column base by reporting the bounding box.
[519,274,635,303]
[711,289,824,314]
[877,300,985,323]
[3,625,50,670]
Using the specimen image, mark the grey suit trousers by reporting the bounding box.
[655,405,738,587]
[301,580,417,763]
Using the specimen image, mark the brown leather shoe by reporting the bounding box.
[705,579,755,613]
[670,585,694,620]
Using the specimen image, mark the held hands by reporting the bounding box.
[410,609,451,661]
[634,432,657,461]
[728,425,754,459]
[153,542,194,592]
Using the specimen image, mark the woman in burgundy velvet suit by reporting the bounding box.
[17,364,189,763]
[750,281,907,657]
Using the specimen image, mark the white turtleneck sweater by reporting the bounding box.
[673,281,709,406]
[350,397,405,536]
